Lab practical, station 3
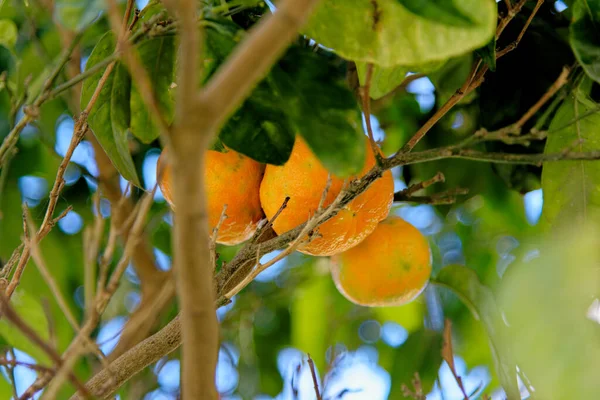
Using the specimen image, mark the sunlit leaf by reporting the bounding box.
[570,0,600,83]
[291,273,331,372]
[541,86,600,229]
[303,0,496,67]
[432,265,519,399]
[498,224,600,399]
[130,36,176,143]
[0,19,17,50]
[80,32,140,186]
[395,0,477,27]
[356,61,444,100]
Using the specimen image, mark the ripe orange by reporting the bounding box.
[259,137,394,256]
[330,216,432,307]
[157,147,265,245]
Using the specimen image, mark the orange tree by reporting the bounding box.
[1,0,600,399]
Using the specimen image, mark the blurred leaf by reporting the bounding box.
[303,0,496,67]
[81,32,140,186]
[498,223,600,399]
[130,36,176,143]
[54,0,104,31]
[0,376,11,399]
[373,301,425,334]
[541,87,600,229]
[476,36,496,72]
[395,0,476,27]
[356,61,444,100]
[388,329,443,399]
[291,272,330,372]
[570,0,600,83]
[272,48,366,176]
[151,220,172,256]
[432,265,519,399]
[0,289,50,364]
[0,19,17,50]
[428,54,474,105]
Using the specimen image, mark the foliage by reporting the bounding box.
[0,0,599,399]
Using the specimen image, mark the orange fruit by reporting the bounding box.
[157,147,265,245]
[259,136,394,256]
[330,215,432,307]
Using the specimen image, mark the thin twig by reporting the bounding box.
[398,172,445,197]
[399,61,481,154]
[513,66,569,131]
[307,354,322,400]
[0,293,93,399]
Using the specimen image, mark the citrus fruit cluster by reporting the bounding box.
[157,136,431,306]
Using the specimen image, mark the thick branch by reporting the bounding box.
[169,0,220,399]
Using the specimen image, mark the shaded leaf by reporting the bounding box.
[130,36,176,143]
[428,54,475,105]
[80,33,140,186]
[0,290,50,364]
[570,0,600,83]
[303,0,496,67]
[272,48,365,176]
[476,36,496,72]
[541,87,600,229]
[395,0,477,27]
[0,19,17,50]
[432,265,519,400]
[205,21,365,174]
[54,0,103,31]
[388,329,443,399]
[203,21,295,164]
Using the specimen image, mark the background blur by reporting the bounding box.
[2,0,600,399]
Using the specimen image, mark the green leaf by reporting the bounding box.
[476,36,496,72]
[202,22,295,165]
[81,32,140,186]
[0,290,50,364]
[388,329,443,399]
[432,265,520,400]
[303,0,496,67]
[395,0,477,27]
[291,273,331,372]
[271,48,366,176]
[356,61,444,99]
[498,224,600,399]
[570,0,600,83]
[0,19,17,49]
[54,0,104,31]
[204,21,365,173]
[219,83,296,165]
[428,54,474,105]
[130,36,176,143]
[541,88,600,229]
